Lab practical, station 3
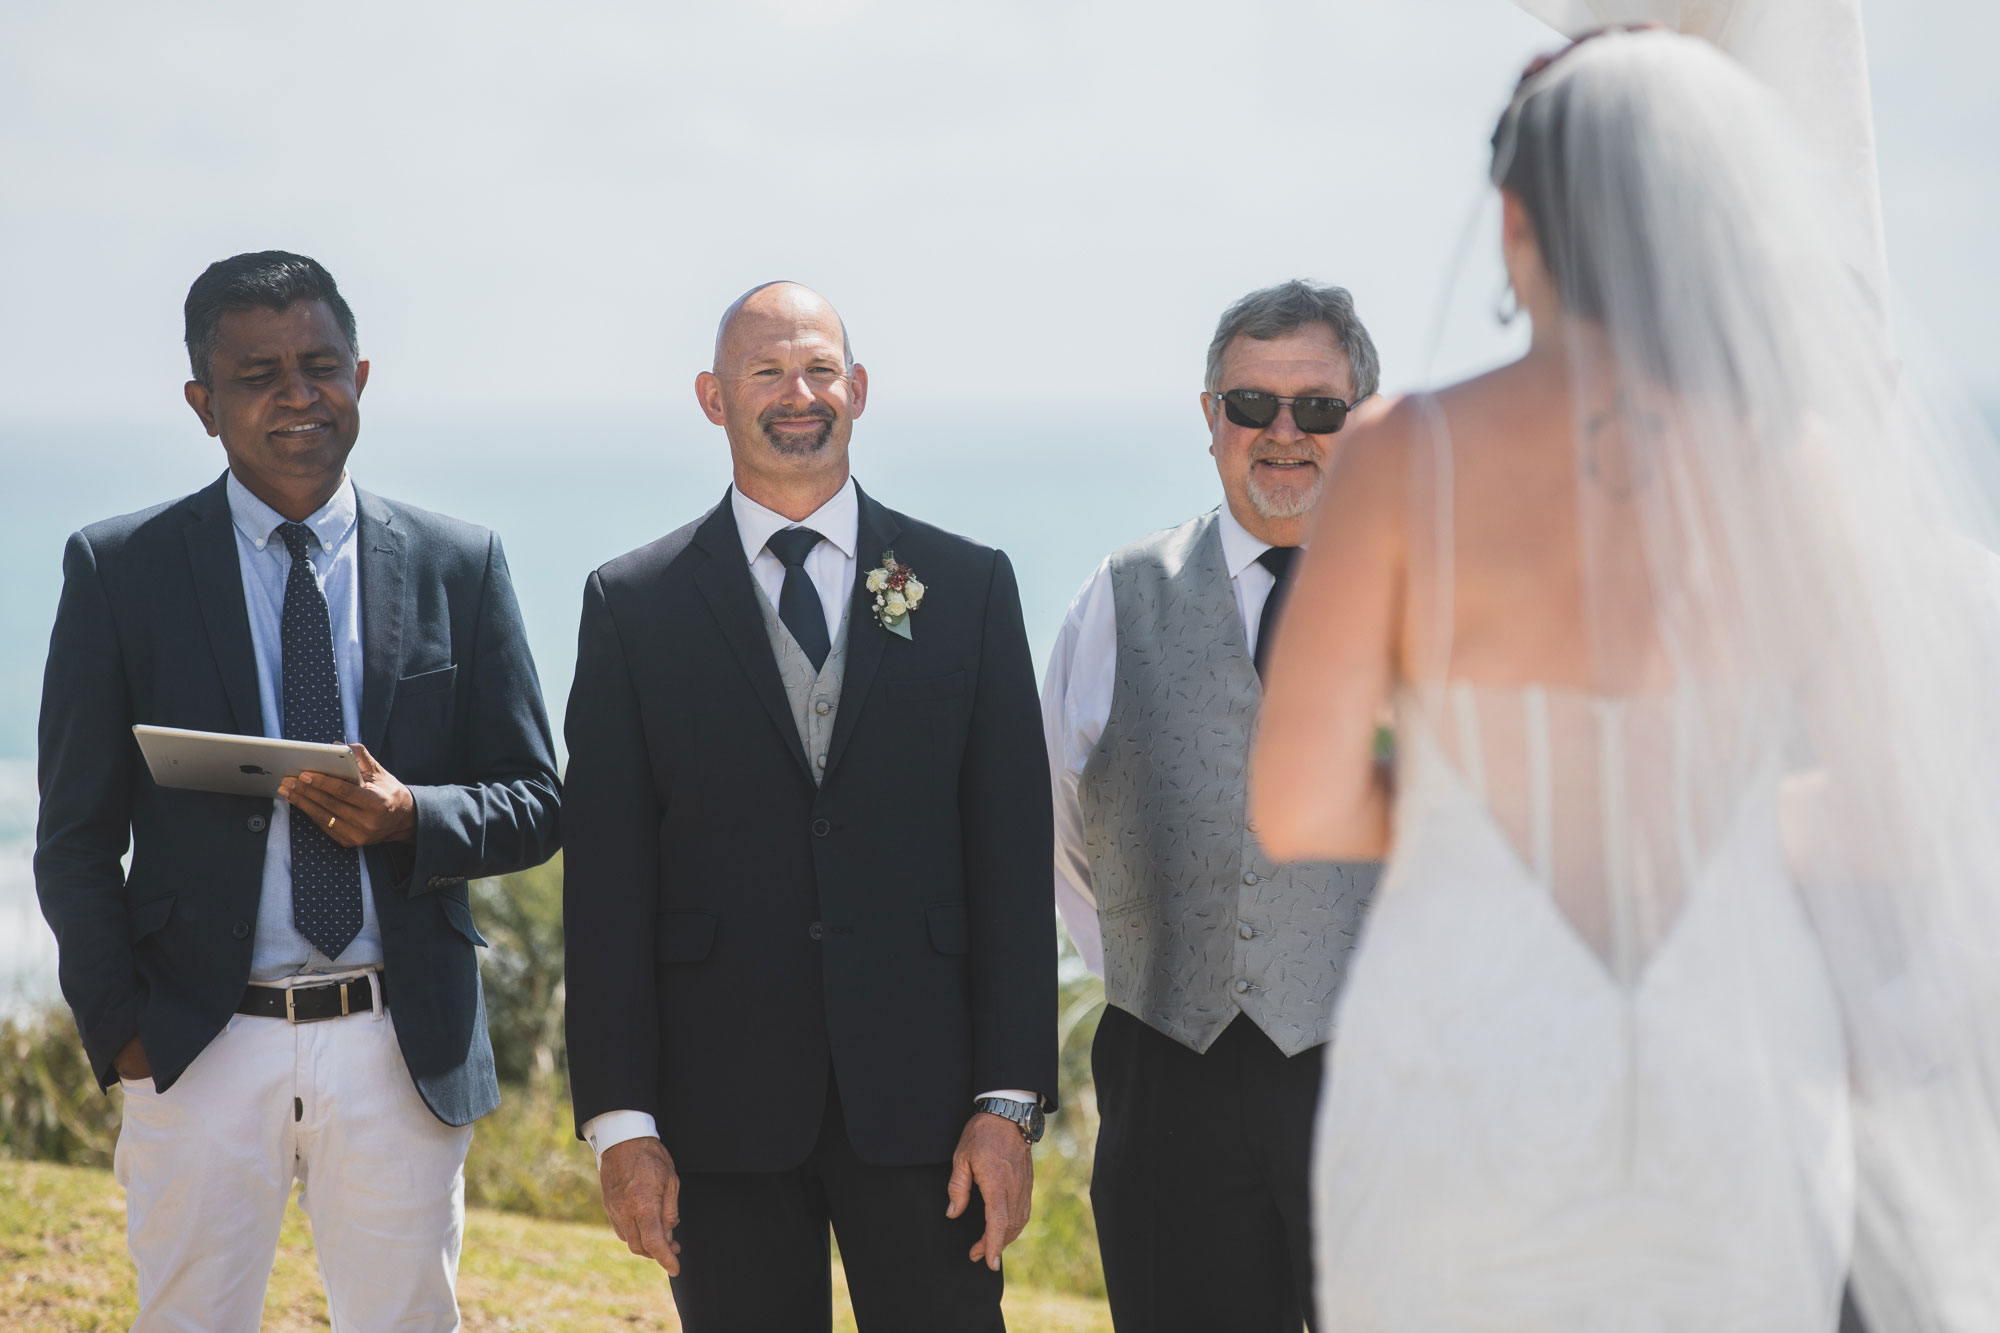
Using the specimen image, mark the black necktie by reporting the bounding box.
[765,527,832,672]
[277,522,364,959]
[1253,546,1301,680]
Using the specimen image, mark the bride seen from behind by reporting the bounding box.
[1252,28,2000,1333]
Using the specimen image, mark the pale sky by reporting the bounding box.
[1,0,1991,437]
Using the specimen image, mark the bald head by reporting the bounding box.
[696,281,869,511]
[713,280,853,372]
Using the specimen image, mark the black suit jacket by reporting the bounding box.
[563,486,1058,1172]
[34,473,561,1126]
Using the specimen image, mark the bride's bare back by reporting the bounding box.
[1256,347,1762,968]
[1410,353,1667,693]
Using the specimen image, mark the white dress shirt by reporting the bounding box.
[1041,506,1282,978]
[582,476,1034,1165]
[731,477,861,642]
[225,472,383,982]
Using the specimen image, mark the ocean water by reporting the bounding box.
[0,410,1222,994]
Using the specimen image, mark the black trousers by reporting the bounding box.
[1091,1006,1322,1333]
[668,1077,1004,1333]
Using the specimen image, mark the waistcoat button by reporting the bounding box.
[1233,978,1250,994]
[815,700,831,716]
[1242,871,1259,886]
[248,815,268,833]
[1239,923,1255,940]
[811,818,831,837]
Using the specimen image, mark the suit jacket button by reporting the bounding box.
[247,815,268,833]
[811,818,831,837]
[232,921,250,940]
[809,921,824,941]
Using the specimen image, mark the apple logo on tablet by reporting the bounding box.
[240,764,271,776]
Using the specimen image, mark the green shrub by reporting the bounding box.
[473,856,569,1085]
[0,1005,121,1167]
[463,1075,603,1222]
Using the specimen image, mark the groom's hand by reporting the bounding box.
[946,1113,1034,1271]
[600,1137,683,1275]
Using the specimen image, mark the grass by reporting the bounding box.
[0,1159,1113,1332]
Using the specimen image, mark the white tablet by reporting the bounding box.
[133,725,362,799]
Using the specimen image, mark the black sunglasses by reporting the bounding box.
[1217,388,1364,435]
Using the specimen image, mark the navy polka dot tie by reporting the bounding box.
[277,522,363,959]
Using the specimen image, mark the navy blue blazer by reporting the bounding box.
[34,472,561,1126]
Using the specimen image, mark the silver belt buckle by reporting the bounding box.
[285,985,298,1023]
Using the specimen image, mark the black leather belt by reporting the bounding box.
[237,974,383,1023]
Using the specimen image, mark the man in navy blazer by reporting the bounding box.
[34,251,561,1331]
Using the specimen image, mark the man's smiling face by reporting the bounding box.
[1203,325,1354,540]
[188,299,367,491]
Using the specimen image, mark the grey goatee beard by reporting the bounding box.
[760,404,836,455]
[1245,463,1325,520]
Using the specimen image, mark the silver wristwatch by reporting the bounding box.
[973,1096,1046,1144]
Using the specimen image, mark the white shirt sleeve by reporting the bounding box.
[1043,560,1118,979]
[581,1109,659,1167]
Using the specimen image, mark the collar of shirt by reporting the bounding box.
[1217,504,1278,580]
[226,471,359,557]
[731,475,859,566]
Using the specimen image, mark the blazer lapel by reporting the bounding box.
[822,486,901,784]
[182,475,264,737]
[355,489,407,752]
[691,495,814,782]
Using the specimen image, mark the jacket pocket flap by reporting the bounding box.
[440,893,490,947]
[659,911,718,963]
[129,895,175,941]
[885,671,965,703]
[399,664,458,697]
[926,900,969,955]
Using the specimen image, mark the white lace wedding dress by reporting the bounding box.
[1313,685,1852,1330]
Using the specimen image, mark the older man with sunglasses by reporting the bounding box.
[1041,280,1383,1332]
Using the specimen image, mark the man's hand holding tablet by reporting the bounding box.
[277,743,417,847]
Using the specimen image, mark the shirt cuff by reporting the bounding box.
[974,1089,1041,1107]
[581,1109,659,1167]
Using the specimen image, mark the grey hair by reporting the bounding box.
[713,280,853,370]
[1204,280,1380,400]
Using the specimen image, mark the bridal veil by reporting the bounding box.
[1360,28,2000,1330]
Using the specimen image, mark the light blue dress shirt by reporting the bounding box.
[224,472,383,981]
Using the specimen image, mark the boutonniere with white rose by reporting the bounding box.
[865,550,925,641]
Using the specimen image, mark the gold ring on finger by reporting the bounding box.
[328,816,337,829]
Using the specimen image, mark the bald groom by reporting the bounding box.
[562,283,1059,1331]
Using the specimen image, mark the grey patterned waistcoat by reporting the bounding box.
[753,582,849,785]
[1079,511,1379,1056]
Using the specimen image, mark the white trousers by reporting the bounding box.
[113,976,475,1332]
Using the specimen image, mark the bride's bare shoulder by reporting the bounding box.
[1320,395,1421,546]
[1333,393,1421,480]
[1433,360,1543,424]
